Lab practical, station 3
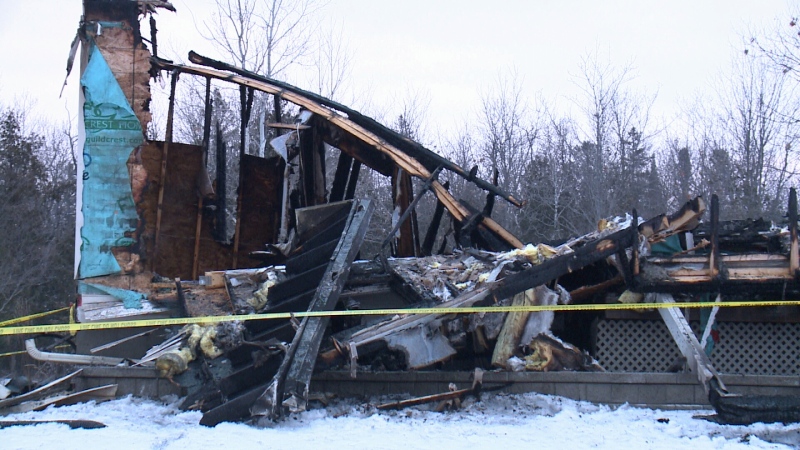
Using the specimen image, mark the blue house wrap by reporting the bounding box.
[79,45,144,279]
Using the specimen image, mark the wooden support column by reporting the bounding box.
[214,122,227,242]
[344,160,361,200]
[251,199,374,420]
[790,188,798,275]
[391,167,420,257]
[422,180,449,256]
[631,208,640,277]
[232,87,254,268]
[710,194,720,279]
[383,167,441,254]
[201,78,212,165]
[298,121,327,207]
[653,293,726,395]
[152,70,178,271]
[192,78,213,280]
[312,123,327,204]
[492,225,635,300]
[329,151,353,202]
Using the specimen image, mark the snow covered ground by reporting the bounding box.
[2,392,799,449]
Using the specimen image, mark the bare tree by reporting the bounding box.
[521,110,583,242]
[718,52,799,219]
[204,0,324,77]
[475,71,538,235]
[750,6,800,82]
[309,20,353,100]
[571,50,657,223]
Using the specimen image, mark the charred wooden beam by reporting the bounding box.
[156,57,524,250]
[284,240,338,274]
[152,70,178,271]
[184,51,523,208]
[232,87,255,268]
[653,293,725,395]
[315,119,393,176]
[382,167,441,254]
[191,78,213,280]
[422,180,448,256]
[790,188,798,274]
[492,226,635,301]
[631,208,640,277]
[329,152,353,202]
[267,266,327,304]
[390,168,419,256]
[200,384,266,427]
[252,200,374,420]
[345,160,361,200]
[710,194,720,279]
[202,77,212,164]
[297,119,327,206]
[214,122,227,241]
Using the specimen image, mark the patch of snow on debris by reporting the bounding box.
[2,393,800,449]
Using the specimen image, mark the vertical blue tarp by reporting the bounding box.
[78,45,143,278]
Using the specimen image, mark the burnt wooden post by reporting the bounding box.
[654,293,726,395]
[492,225,635,300]
[298,119,327,207]
[422,180,449,256]
[152,70,179,271]
[631,208,640,278]
[192,78,213,280]
[382,167,442,254]
[790,188,798,275]
[391,167,421,257]
[251,199,374,420]
[344,160,361,200]
[232,87,254,268]
[329,152,353,202]
[214,122,227,242]
[201,78,213,165]
[710,194,720,279]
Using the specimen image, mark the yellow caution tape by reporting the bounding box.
[0,300,798,337]
[0,307,71,328]
[69,303,76,337]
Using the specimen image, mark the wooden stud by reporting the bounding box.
[152,70,178,272]
[422,180,449,256]
[232,87,254,269]
[710,194,720,279]
[790,188,798,274]
[631,208,640,278]
[345,160,361,200]
[330,151,353,202]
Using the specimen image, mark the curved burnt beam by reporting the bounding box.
[184,51,524,209]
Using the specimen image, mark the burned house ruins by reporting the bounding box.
[5,0,800,427]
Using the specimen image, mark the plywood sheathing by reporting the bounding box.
[136,142,282,279]
[237,154,285,268]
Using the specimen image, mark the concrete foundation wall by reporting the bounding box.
[312,371,800,409]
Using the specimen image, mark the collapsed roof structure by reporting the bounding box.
[11,0,800,426]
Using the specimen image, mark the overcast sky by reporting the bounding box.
[0,0,794,144]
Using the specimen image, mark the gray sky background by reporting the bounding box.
[0,0,794,145]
